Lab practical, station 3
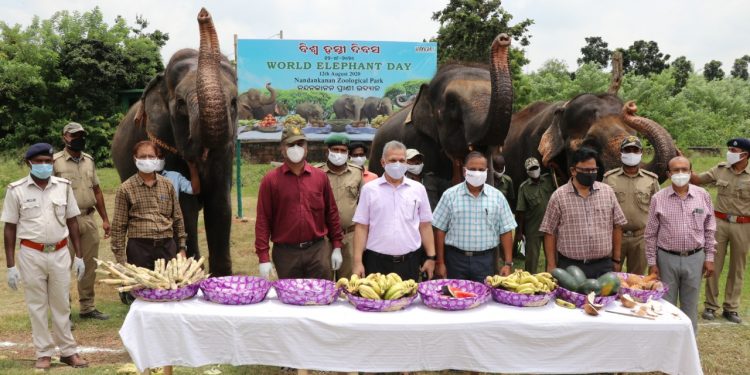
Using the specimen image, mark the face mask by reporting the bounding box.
[465,170,487,187]
[575,172,597,187]
[406,163,424,175]
[527,169,541,179]
[67,137,86,152]
[621,152,642,167]
[384,162,408,180]
[328,152,348,166]
[30,164,53,179]
[135,158,160,174]
[350,156,366,167]
[671,173,690,187]
[286,145,305,163]
[727,151,746,165]
[494,167,505,178]
[156,159,166,172]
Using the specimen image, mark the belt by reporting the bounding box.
[132,237,173,248]
[715,211,750,224]
[20,238,68,253]
[447,245,494,257]
[275,237,324,249]
[622,228,645,237]
[366,249,419,263]
[658,247,703,257]
[344,225,356,235]
[82,207,96,215]
[558,252,610,264]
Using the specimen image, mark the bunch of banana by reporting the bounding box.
[485,269,557,295]
[336,273,418,300]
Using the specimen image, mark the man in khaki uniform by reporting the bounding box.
[3,143,88,369]
[603,136,660,275]
[491,154,516,210]
[515,157,557,273]
[692,137,750,324]
[318,134,362,279]
[53,122,111,320]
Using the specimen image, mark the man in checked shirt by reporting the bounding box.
[645,156,715,333]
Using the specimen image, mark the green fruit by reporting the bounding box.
[579,279,601,295]
[597,272,621,296]
[552,268,579,291]
[565,266,587,290]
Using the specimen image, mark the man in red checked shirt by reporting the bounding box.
[255,125,344,279]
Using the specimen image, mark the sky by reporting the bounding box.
[4,0,750,73]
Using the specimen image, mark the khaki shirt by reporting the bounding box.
[1,175,81,244]
[53,149,99,210]
[317,163,363,229]
[698,162,750,216]
[516,173,556,235]
[603,167,660,232]
[492,174,516,210]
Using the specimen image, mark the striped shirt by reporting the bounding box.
[539,181,627,260]
[111,173,187,263]
[644,184,717,266]
[432,182,516,251]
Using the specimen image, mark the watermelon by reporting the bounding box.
[441,285,476,298]
[565,266,587,290]
[597,272,621,296]
[579,279,601,295]
[552,268,579,291]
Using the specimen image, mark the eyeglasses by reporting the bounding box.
[575,167,599,174]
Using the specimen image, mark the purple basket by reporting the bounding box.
[614,272,668,303]
[131,284,199,302]
[342,289,418,312]
[418,279,491,311]
[557,287,618,308]
[487,283,556,307]
[274,279,339,306]
[199,276,272,305]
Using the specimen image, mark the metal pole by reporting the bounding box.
[279,30,283,39]
[234,33,244,219]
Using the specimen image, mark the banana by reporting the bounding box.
[336,277,349,289]
[360,279,382,297]
[555,298,576,309]
[384,283,407,300]
[536,272,553,279]
[357,284,381,300]
[516,287,536,295]
[386,273,403,286]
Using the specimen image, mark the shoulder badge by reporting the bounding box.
[717,161,730,168]
[82,152,95,161]
[52,151,65,161]
[640,169,658,179]
[52,175,71,184]
[603,167,622,177]
[347,162,363,171]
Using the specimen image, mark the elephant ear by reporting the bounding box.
[538,104,566,167]
[135,73,166,128]
[409,84,439,143]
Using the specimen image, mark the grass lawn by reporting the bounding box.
[0,153,748,374]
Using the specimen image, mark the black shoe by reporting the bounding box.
[722,310,742,324]
[702,308,716,320]
[80,309,110,320]
[119,291,135,305]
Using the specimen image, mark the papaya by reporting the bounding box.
[579,279,601,295]
[552,268,580,291]
[565,266,587,291]
[597,272,621,296]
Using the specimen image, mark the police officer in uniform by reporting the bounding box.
[53,122,111,320]
[317,134,363,279]
[603,136,660,275]
[692,137,750,324]
[515,157,557,273]
[491,153,516,210]
[2,143,88,369]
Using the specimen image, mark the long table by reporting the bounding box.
[120,290,702,374]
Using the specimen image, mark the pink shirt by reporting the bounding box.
[645,184,716,266]
[352,176,433,255]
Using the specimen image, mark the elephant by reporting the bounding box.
[111,8,236,276]
[332,94,365,121]
[294,102,324,122]
[238,83,280,120]
[369,33,514,188]
[502,93,678,193]
[361,97,393,122]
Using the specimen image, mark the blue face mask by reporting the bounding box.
[30,163,53,179]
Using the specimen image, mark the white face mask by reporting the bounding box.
[621,152,642,167]
[727,151,746,165]
[527,169,540,179]
[406,163,424,175]
[384,162,408,180]
[286,145,305,163]
[135,158,160,174]
[350,156,366,167]
[494,167,505,178]
[156,159,166,172]
[670,172,690,187]
[465,170,487,187]
[328,151,348,166]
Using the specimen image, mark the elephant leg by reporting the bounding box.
[179,194,202,260]
[203,189,233,276]
[451,159,463,185]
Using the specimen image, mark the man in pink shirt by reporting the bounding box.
[351,140,436,280]
[645,156,716,333]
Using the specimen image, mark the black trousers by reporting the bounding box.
[557,252,613,279]
[363,249,423,281]
[126,238,177,270]
[445,245,494,283]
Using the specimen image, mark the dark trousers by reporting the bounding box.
[445,245,494,283]
[126,238,177,270]
[557,253,613,279]
[272,239,331,279]
[363,249,423,281]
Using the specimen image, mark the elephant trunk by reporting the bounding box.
[196,8,229,150]
[479,33,513,146]
[622,101,677,182]
[260,83,277,105]
[395,94,413,108]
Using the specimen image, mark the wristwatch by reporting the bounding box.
[504,261,514,267]
[611,258,621,264]
[425,255,437,261]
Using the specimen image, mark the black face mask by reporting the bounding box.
[67,137,86,152]
[575,172,597,187]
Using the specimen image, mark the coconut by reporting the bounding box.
[583,301,600,316]
[620,294,637,308]
[586,291,603,309]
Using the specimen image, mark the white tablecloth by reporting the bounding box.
[120,290,702,374]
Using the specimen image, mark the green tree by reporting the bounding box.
[577,36,611,68]
[622,40,670,76]
[671,56,693,94]
[729,55,750,80]
[383,79,429,103]
[703,60,725,81]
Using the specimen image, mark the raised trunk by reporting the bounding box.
[260,83,277,105]
[196,8,228,149]
[395,94,414,107]
[622,101,677,182]
[479,33,513,146]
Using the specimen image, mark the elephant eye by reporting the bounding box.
[176,99,187,113]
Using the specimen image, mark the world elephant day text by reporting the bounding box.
[266,61,413,71]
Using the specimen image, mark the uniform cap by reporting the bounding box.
[281,125,306,144]
[620,135,642,150]
[324,133,350,147]
[524,157,540,170]
[25,143,54,160]
[406,149,423,160]
[727,137,750,152]
[62,122,87,134]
